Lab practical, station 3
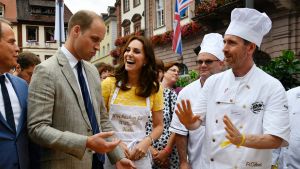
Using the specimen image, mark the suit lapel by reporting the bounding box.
[56,51,92,129]
[83,62,101,125]
[0,110,12,132]
[6,74,27,135]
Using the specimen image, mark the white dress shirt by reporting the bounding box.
[60,46,92,98]
[0,73,21,129]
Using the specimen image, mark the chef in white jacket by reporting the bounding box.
[272,86,300,169]
[175,8,290,169]
[169,33,225,169]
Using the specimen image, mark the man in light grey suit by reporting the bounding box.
[27,10,135,169]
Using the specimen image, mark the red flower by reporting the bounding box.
[161,31,173,44]
[110,48,121,58]
[151,35,162,46]
[196,0,218,15]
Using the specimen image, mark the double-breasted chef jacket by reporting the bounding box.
[192,64,290,169]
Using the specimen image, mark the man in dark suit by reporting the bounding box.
[0,18,30,169]
[27,10,135,169]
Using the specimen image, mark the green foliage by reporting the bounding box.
[261,50,300,90]
[175,70,199,87]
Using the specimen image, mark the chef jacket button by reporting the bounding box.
[216,119,218,123]
[246,85,250,89]
[239,125,243,129]
[230,99,233,103]
[210,158,214,162]
[212,138,216,142]
[243,105,246,108]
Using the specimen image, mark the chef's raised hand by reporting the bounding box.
[223,115,245,147]
[175,99,202,130]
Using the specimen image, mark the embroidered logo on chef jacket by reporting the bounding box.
[250,102,264,114]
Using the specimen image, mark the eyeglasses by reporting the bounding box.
[195,59,219,65]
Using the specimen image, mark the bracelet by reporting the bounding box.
[164,146,172,154]
[237,134,246,148]
[147,135,154,146]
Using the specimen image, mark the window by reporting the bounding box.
[156,0,164,28]
[102,46,105,56]
[124,25,130,36]
[31,7,55,15]
[45,55,52,60]
[44,27,55,42]
[121,19,131,36]
[0,5,4,17]
[26,26,39,42]
[123,0,130,13]
[64,27,68,40]
[134,21,141,33]
[107,25,110,34]
[107,44,110,54]
[133,0,140,7]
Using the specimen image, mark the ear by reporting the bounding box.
[15,64,21,73]
[247,43,256,55]
[72,25,81,37]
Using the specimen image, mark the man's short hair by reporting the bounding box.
[17,51,41,70]
[68,10,103,34]
[0,18,12,40]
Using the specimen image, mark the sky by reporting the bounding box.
[64,0,116,15]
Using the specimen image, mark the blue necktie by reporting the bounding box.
[76,61,105,164]
[0,75,16,133]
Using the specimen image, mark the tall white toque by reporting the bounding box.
[225,8,272,47]
[199,33,225,61]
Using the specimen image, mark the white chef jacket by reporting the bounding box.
[193,64,290,169]
[285,87,300,169]
[169,79,205,168]
[271,147,288,169]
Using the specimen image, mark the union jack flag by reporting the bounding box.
[172,0,193,55]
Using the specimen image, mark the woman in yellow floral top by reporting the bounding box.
[101,35,164,169]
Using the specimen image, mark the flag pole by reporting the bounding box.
[58,0,62,47]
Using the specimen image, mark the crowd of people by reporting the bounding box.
[0,7,298,169]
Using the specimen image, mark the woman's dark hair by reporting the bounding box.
[115,35,159,97]
[164,61,180,72]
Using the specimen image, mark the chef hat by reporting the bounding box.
[225,8,272,47]
[199,33,225,61]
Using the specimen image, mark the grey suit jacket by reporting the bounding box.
[27,50,124,169]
